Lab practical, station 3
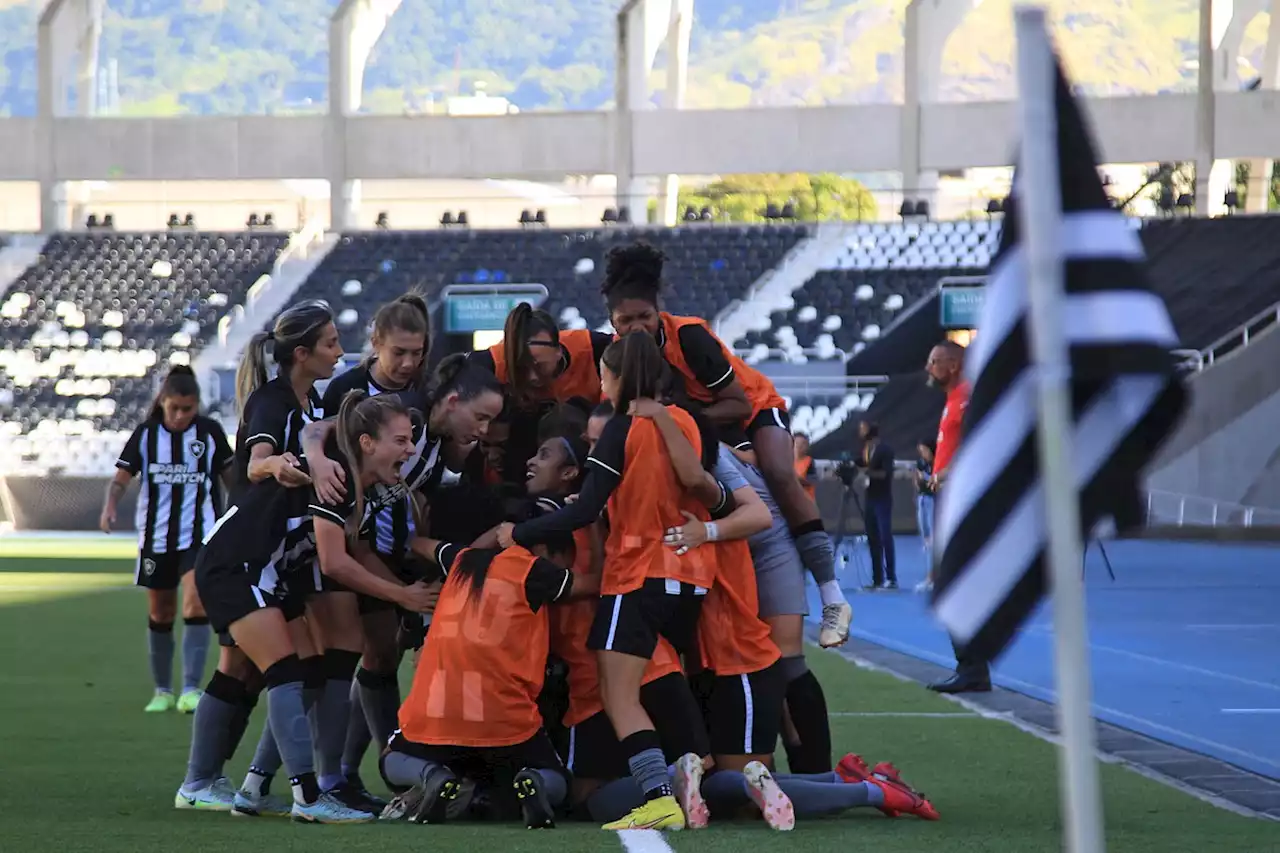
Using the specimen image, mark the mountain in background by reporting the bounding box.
[0,0,1270,117]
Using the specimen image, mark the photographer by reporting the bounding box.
[855,421,897,590]
[913,439,936,592]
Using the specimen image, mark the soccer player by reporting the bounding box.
[317,293,431,799]
[599,243,853,648]
[499,332,720,832]
[468,302,608,484]
[177,300,339,812]
[185,390,435,823]
[101,365,232,714]
[380,498,588,829]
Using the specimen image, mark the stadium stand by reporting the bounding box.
[302,225,807,356]
[0,231,289,475]
[812,214,1280,456]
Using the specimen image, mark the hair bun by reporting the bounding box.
[604,243,665,288]
[167,364,195,377]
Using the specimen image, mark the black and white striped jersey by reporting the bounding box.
[117,416,234,555]
[233,375,324,497]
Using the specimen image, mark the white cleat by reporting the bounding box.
[672,752,710,829]
[818,601,853,647]
[743,761,795,831]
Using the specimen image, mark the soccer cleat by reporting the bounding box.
[343,772,388,812]
[818,602,853,647]
[408,765,461,825]
[379,789,425,822]
[834,753,899,817]
[743,761,795,831]
[174,776,236,812]
[146,690,176,713]
[232,786,292,818]
[601,795,686,831]
[672,753,709,829]
[290,791,377,824]
[176,689,203,714]
[513,768,556,829]
[867,762,940,821]
[327,780,386,814]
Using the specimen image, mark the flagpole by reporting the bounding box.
[1013,7,1107,853]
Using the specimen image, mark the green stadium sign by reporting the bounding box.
[441,285,548,333]
[938,283,986,330]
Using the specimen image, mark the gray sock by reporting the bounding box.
[183,689,236,788]
[776,771,839,783]
[249,719,284,776]
[316,674,357,790]
[795,530,838,586]
[626,746,671,799]
[699,769,750,813]
[381,750,437,789]
[775,777,880,815]
[527,768,568,807]
[342,678,372,777]
[148,621,175,692]
[266,681,314,778]
[357,667,402,748]
[181,620,211,691]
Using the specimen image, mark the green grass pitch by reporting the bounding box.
[0,546,1273,853]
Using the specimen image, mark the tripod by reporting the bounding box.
[1085,536,1116,581]
[832,477,871,588]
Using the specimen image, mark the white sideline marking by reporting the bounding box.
[1221,709,1280,714]
[828,711,980,718]
[1187,624,1280,630]
[617,829,676,853]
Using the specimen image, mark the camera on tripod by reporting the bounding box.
[834,451,859,487]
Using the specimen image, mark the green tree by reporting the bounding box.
[676,173,877,222]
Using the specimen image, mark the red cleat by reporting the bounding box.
[834,753,899,817]
[867,762,940,821]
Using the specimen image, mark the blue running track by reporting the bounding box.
[805,536,1280,781]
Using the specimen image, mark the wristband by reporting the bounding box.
[705,522,719,542]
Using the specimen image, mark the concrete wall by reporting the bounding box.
[6,91,1280,184]
[1147,324,1280,507]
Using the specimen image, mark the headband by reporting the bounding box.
[557,436,580,467]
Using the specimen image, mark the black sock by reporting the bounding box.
[784,670,833,774]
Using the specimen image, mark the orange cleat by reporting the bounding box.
[834,753,899,817]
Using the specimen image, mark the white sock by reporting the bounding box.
[818,580,847,608]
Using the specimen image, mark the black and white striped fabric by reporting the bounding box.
[931,60,1188,662]
[118,416,231,554]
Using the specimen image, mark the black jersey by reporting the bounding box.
[117,415,234,554]
[233,375,324,496]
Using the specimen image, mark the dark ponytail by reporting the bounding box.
[453,496,574,604]
[333,389,412,539]
[149,364,201,422]
[236,300,335,419]
[424,352,504,414]
[601,242,665,311]
[501,302,560,404]
[601,331,666,416]
[368,291,432,389]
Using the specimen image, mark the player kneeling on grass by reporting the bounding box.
[189,391,436,824]
[380,498,595,829]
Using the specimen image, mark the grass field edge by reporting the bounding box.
[808,632,1280,823]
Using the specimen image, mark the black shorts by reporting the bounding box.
[383,729,569,790]
[563,672,709,780]
[587,578,706,659]
[202,563,309,645]
[707,660,786,757]
[722,408,792,452]
[135,548,197,591]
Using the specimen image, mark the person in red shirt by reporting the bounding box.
[922,340,991,695]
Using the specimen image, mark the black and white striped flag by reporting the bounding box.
[930,58,1188,662]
